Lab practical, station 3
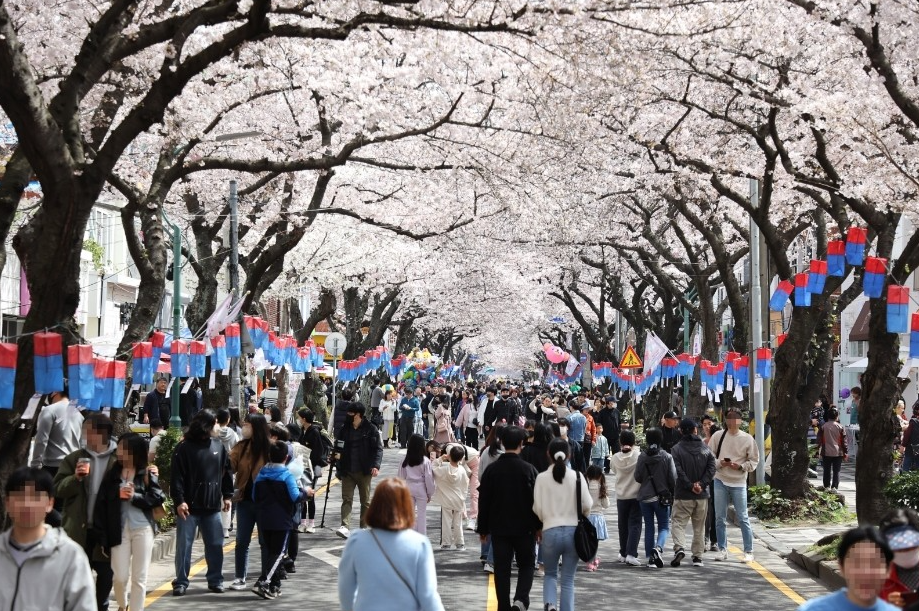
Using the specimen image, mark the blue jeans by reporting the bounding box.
[639,500,670,559]
[541,526,578,611]
[714,479,753,553]
[591,458,605,468]
[480,534,494,564]
[234,499,261,580]
[173,510,225,588]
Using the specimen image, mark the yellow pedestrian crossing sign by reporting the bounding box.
[619,345,643,370]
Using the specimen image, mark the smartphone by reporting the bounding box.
[722,457,732,462]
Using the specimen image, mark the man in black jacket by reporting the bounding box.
[661,410,682,453]
[669,419,716,567]
[170,410,234,596]
[140,377,171,427]
[477,426,541,611]
[334,403,382,539]
[595,398,622,471]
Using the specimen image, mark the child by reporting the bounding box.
[591,424,611,468]
[431,445,471,550]
[1,467,95,611]
[252,441,313,600]
[585,465,610,571]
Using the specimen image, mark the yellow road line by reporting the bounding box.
[147,478,340,607]
[729,545,806,604]
[486,573,497,611]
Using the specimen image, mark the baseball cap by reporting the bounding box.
[679,418,698,434]
[346,403,366,416]
[663,411,679,419]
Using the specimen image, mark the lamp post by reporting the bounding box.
[749,178,766,486]
[169,217,182,430]
[228,180,240,412]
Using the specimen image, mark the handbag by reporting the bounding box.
[369,529,420,607]
[645,462,674,507]
[144,472,168,521]
[573,473,599,562]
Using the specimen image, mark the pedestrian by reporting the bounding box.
[54,413,118,611]
[702,420,721,551]
[1,467,96,611]
[669,419,715,568]
[433,396,455,445]
[595,398,621,471]
[581,403,597,465]
[477,424,505,572]
[456,390,479,450]
[444,440,481,531]
[901,404,919,473]
[431,444,471,550]
[566,408,587,473]
[29,382,82,526]
[147,419,165,463]
[477,426,541,611]
[251,440,313,600]
[380,388,398,448]
[228,413,271,590]
[397,434,436,535]
[818,407,848,490]
[879,507,919,606]
[139,377,171,427]
[297,409,329,533]
[584,464,610,571]
[335,402,383,540]
[94,433,166,611]
[634,427,676,569]
[521,422,553,474]
[398,387,421,449]
[169,410,234,596]
[660,411,681,453]
[797,526,897,610]
[338,478,445,611]
[710,407,759,562]
[215,409,239,538]
[259,378,279,413]
[533,437,592,611]
[590,423,610,469]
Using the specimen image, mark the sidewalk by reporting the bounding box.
[736,460,858,589]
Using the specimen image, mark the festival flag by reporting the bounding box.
[171,340,189,378]
[846,227,867,266]
[104,360,127,409]
[807,260,828,294]
[225,323,241,358]
[794,273,811,307]
[151,330,166,362]
[0,343,17,408]
[863,257,887,299]
[34,332,64,394]
[887,286,910,334]
[827,241,846,277]
[67,344,95,402]
[755,348,773,379]
[769,279,794,311]
[910,314,919,359]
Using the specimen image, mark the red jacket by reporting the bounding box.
[881,564,911,602]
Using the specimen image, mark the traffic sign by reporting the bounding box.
[325,332,347,358]
[619,345,643,369]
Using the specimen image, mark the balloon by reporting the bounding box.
[839,388,851,399]
[545,344,568,364]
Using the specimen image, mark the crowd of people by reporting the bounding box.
[8,375,919,611]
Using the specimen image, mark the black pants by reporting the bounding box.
[259,530,290,589]
[823,456,843,489]
[581,442,592,472]
[706,495,716,546]
[287,526,298,563]
[399,416,414,447]
[90,560,113,611]
[465,427,479,450]
[492,533,536,611]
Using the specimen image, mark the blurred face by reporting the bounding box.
[116,440,135,467]
[156,379,167,393]
[6,484,53,529]
[726,413,742,430]
[840,542,889,607]
[666,417,679,428]
[84,423,108,451]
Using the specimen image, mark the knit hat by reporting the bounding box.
[679,418,699,435]
[885,525,919,551]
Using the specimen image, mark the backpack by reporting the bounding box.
[314,425,335,467]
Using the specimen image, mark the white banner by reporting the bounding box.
[644,332,669,374]
[565,354,579,376]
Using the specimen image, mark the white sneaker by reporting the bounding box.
[466,519,477,531]
[617,555,626,563]
[484,563,494,573]
[229,579,246,591]
[223,529,230,539]
[336,526,351,539]
[624,555,642,566]
[715,549,728,561]
[743,553,754,563]
[456,545,466,551]
[304,525,316,534]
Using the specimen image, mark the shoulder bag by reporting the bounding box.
[573,472,599,562]
[369,529,421,608]
[143,472,168,522]
[644,462,674,507]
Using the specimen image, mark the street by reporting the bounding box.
[141,446,830,611]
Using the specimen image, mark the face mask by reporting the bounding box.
[894,549,919,568]
[241,427,252,440]
[560,426,568,436]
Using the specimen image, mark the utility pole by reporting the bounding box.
[170,220,182,429]
[749,178,766,486]
[228,180,240,413]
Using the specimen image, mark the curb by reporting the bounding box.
[151,529,178,563]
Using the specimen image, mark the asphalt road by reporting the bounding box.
[142,446,829,611]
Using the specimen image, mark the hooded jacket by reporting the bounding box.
[634,447,677,503]
[670,435,716,500]
[253,463,307,531]
[0,527,96,611]
[610,448,641,500]
[171,436,234,513]
[53,442,118,555]
[430,459,470,511]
